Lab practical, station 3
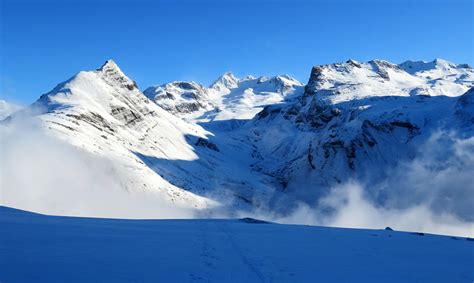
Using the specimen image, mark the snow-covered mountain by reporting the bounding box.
[144,81,215,117]
[247,59,474,219]
[1,60,302,217]
[1,58,473,235]
[2,60,218,216]
[144,72,303,123]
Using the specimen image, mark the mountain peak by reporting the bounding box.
[101,59,118,67]
[432,58,453,66]
[97,59,122,73]
[222,71,236,78]
[219,72,239,83]
[346,59,362,68]
[96,59,138,91]
[210,72,239,90]
[398,58,457,74]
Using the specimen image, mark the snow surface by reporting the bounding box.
[1,206,473,283]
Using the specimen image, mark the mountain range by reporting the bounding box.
[1,58,473,234]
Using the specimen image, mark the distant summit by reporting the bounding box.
[145,71,303,122]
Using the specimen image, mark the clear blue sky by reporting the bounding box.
[1,0,473,104]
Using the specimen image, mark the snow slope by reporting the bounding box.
[1,206,473,283]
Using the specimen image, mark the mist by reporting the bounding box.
[1,110,473,237]
[0,112,196,219]
[241,130,474,237]
[266,182,473,237]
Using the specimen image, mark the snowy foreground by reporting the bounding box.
[0,206,472,283]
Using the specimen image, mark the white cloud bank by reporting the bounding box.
[247,131,474,237]
[0,113,196,219]
[271,183,473,237]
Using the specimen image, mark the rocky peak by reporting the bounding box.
[98,59,121,72]
[367,60,401,80]
[173,81,204,91]
[272,75,302,85]
[97,59,138,91]
[369,59,401,70]
[143,80,212,115]
[304,65,329,95]
[210,72,239,91]
[346,59,362,68]
[265,75,303,94]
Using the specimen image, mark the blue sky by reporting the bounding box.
[1,0,472,104]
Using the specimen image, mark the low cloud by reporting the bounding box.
[238,131,474,237]
[275,183,472,237]
[0,112,196,219]
[1,110,472,237]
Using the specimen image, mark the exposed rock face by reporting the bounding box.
[248,59,473,206]
[144,72,303,122]
[195,137,219,152]
[97,60,139,91]
[36,59,155,128]
[144,81,214,115]
[304,66,326,95]
[368,60,401,80]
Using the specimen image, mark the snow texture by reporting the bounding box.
[0,206,473,283]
